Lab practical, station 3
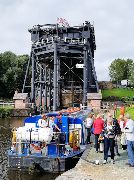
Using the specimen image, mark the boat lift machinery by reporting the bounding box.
[22,21,99,112]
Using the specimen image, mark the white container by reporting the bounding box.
[16,127,53,143]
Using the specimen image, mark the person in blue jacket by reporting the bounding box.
[54,113,65,154]
[54,113,62,132]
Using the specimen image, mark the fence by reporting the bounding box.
[101,101,134,110]
[0,102,15,108]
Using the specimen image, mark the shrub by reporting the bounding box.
[0,106,13,118]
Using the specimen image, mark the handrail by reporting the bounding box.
[0,102,15,107]
[12,129,80,145]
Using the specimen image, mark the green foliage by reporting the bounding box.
[129,63,134,85]
[109,59,126,82]
[109,58,134,84]
[125,59,133,79]
[102,88,134,99]
[0,106,13,118]
[0,51,29,98]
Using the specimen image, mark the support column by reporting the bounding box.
[87,51,92,93]
[22,52,31,93]
[53,43,58,111]
[39,65,43,113]
[57,58,60,108]
[31,52,35,105]
[83,48,88,106]
[48,68,51,111]
[44,65,47,112]
[89,47,99,92]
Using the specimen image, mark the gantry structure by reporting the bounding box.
[22,21,99,112]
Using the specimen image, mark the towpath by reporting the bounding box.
[56,144,134,180]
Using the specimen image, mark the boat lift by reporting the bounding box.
[22,21,99,113]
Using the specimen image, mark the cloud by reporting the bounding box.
[0,0,134,80]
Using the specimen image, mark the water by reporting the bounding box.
[0,117,58,180]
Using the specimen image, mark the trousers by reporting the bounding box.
[104,137,115,160]
[95,134,100,152]
[127,140,134,165]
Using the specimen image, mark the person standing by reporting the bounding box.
[124,114,134,167]
[118,114,127,150]
[93,114,104,152]
[54,114,65,155]
[85,114,93,144]
[113,117,121,156]
[38,115,48,128]
[49,116,60,131]
[103,117,117,164]
[118,115,125,131]
[106,113,121,155]
[120,105,125,116]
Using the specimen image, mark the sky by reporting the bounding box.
[0,0,134,81]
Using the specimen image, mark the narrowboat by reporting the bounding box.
[8,108,91,173]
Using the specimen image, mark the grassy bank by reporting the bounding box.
[102,88,134,119]
[0,106,13,118]
[102,88,134,99]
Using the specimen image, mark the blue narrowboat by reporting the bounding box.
[8,109,90,173]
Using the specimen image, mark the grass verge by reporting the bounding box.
[102,88,134,99]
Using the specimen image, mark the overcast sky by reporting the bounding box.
[0,0,134,81]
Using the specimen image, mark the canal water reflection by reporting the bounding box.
[0,117,58,180]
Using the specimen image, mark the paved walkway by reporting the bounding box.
[56,145,134,180]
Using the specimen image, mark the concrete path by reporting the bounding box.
[56,144,134,180]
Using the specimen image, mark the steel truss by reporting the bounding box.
[23,21,99,112]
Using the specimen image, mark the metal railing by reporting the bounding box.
[11,129,81,157]
[0,102,15,107]
[101,101,134,110]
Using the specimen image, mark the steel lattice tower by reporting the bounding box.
[23,21,99,112]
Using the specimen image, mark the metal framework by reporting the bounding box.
[23,21,99,112]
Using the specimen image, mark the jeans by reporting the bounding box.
[127,140,134,165]
[114,138,119,154]
[95,134,100,152]
[86,128,91,143]
[104,137,115,160]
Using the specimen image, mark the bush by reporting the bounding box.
[0,106,13,118]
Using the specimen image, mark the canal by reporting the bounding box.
[0,117,58,180]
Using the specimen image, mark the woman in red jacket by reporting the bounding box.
[93,114,104,152]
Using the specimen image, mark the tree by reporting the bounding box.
[129,63,134,86]
[109,58,134,85]
[15,54,30,91]
[109,59,126,84]
[125,59,133,83]
[0,51,29,98]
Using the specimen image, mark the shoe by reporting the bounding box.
[111,160,115,164]
[117,153,120,156]
[125,163,131,166]
[103,160,107,164]
[129,164,134,167]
